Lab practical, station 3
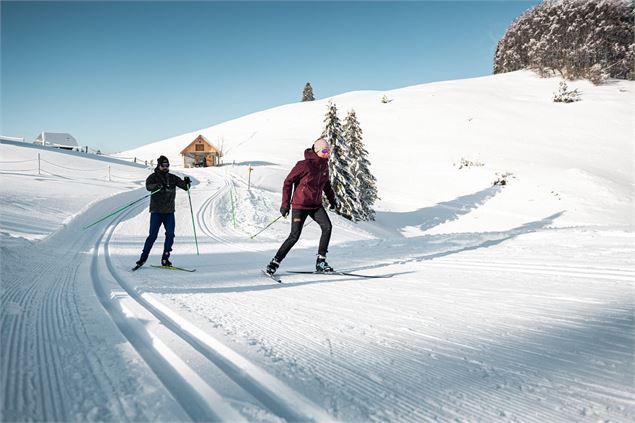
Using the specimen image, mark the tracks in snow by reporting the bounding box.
[90,183,334,421]
[422,258,635,283]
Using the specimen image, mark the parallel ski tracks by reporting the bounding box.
[0,245,130,421]
[134,174,634,422]
[92,188,334,421]
[422,258,635,282]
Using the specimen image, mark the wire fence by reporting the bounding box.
[0,154,149,182]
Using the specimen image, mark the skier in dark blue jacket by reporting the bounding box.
[134,155,190,269]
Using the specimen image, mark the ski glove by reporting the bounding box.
[329,200,337,211]
[183,176,191,187]
[280,207,289,218]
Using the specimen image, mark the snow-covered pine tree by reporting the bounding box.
[494,0,634,83]
[321,101,356,219]
[301,82,315,101]
[343,110,378,221]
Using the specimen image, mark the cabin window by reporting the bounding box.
[195,144,204,151]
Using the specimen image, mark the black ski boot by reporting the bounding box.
[266,258,280,276]
[132,259,145,271]
[316,255,334,273]
[161,252,172,267]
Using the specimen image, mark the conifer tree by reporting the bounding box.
[321,101,356,219]
[301,82,315,101]
[343,110,378,221]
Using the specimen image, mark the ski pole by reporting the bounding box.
[250,215,284,239]
[186,184,200,255]
[82,188,161,230]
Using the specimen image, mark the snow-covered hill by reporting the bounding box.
[121,70,633,231]
[1,71,633,422]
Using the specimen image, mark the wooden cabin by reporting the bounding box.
[180,135,222,168]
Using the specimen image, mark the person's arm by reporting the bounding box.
[174,174,190,190]
[281,162,305,209]
[324,179,336,207]
[146,173,162,191]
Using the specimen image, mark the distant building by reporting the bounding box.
[0,135,25,142]
[35,132,78,150]
[180,135,222,168]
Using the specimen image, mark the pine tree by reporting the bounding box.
[321,101,356,219]
[301,82,315,101]
[343,110,378,221]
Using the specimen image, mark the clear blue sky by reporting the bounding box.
[1,1,539,152]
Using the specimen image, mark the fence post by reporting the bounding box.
[38,153,41,175]
[108,165,111,182]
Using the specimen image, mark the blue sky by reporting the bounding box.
[1,1,539,152]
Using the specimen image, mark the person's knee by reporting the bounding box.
[320,222,332,233]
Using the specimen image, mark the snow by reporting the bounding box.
[1,71,634,422]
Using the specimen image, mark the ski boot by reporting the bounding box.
[266,258,280,276]
[315,255,334,273]
[132,259,145,271]
[161,252,172,267]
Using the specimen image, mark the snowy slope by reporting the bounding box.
[1,71,634,422]
[121,70,633,230]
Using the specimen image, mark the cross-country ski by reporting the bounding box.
[286,270,390,279]
[151,265,196,272]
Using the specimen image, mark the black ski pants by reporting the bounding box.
[275,207,332,261]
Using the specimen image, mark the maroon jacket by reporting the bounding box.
[281,148,336,210]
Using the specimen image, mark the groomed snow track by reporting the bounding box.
[90,185,335,422]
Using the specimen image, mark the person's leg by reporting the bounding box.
[139,213,162,263]
[311,207,332,257]
[274,209,309,261]
[162,213,176,265]
[266,209,309,274]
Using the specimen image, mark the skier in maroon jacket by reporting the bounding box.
[266,138,337,275]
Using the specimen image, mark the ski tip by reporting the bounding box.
[261,269,283,283]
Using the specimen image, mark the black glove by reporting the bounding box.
[280,207,289,218]
[183,176,191,187]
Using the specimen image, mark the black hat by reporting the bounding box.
[157,155,169,165]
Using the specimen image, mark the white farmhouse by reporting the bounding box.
[35,132,78,150]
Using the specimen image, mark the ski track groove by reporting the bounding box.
[174,182,635,423]
[2,197,191,422]
[66,264,131,421]
[186,173,560,421]
[423,259,635,282]
[1,257,60,420]
[187,175,461,421]
[100,198,334,422]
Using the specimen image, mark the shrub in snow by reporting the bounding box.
[343,110,379,221]
[381,95,392,104]
[301,82,315,102]
[494,0,634,82]
[493,172,515,186]
[585,63,610,85]
[553,81,581,103]
[455,157,485,169]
